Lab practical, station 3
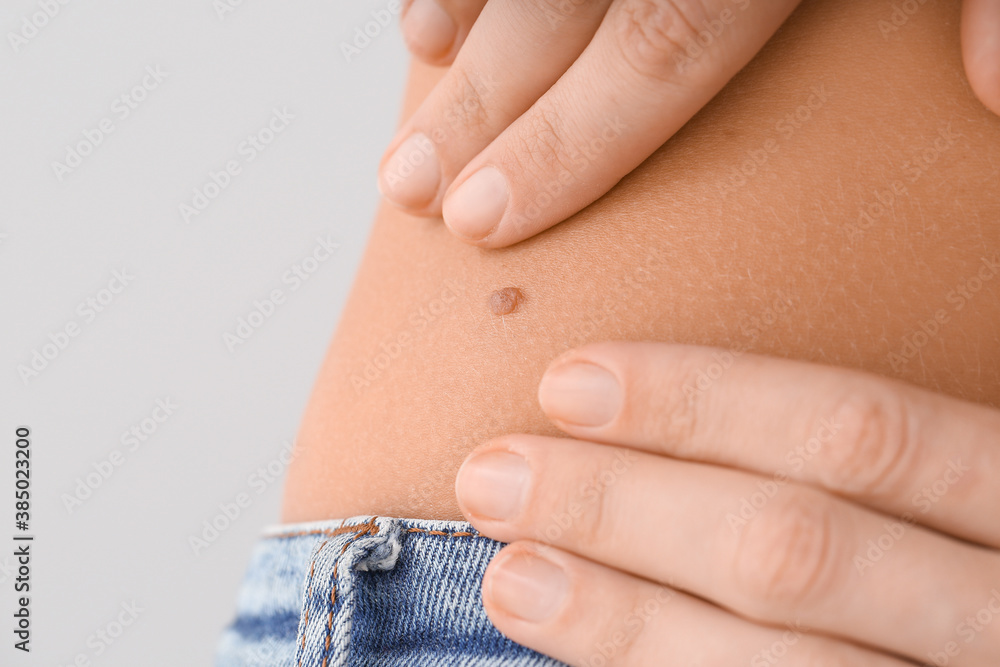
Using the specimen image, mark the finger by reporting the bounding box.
[440,0,802,247]
[536,341,1000,548]
[482,541,909,667]
[962,0,1000,116]
[400,0,488,66]
[457,435,1000,664]
[379,0,613,212]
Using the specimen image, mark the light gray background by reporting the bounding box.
[1,1,407,663]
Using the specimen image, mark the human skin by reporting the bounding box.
[282,0,1000,524]
[386,0,1000,247]
[455,343,1000,664]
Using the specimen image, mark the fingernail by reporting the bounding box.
[538,361,622,427]
[456,450,529,520]
[401,0,457,59]
[443,166,509,241]
[489,551,569,623]
[379,132,440,209]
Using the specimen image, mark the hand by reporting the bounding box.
[384,0,1000,248]
[455,342,1000,665]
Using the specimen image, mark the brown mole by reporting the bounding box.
[489,287,524,316]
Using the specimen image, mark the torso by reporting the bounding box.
[283,0,1000,523]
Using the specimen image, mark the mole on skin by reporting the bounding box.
[489,287,524,316]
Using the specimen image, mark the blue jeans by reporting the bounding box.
[216,515,567,666]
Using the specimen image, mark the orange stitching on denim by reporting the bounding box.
[320,517,377,667]
[269,521,381,541]
[404,527,482,538]
[272,523,487,541]
[293,520,487,665]
[298,518,348,667]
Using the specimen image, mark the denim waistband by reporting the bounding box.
[216,515,567,666]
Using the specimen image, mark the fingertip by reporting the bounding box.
[401,0,458,65]
[968,64,1000,118]
[962,0,1000,116]
[482,543,571,625]
[537,360,623,429]
[442,166,509,243]
[378,132,442,211]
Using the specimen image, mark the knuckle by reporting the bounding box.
[506,107,577,179]
[547,455,626,549]
[515,107,565,162]
[499,109,584,240]
[633,351,713,458]
[574,476,616,548]
[533,0,582,19]
[610,587,678,666]
[436,69,496,139]
[734,489,839,612]
[816,387,916,499]
[612,0,710,82]
[584,593,649,666]
[526,0,609,34]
